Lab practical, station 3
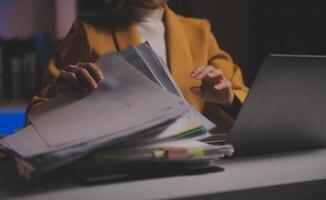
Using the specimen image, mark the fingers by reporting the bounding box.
[57,63,104,98]
[207,68,224,79]
[79,63,104,82]
[190,65,205,78]
[78,67,98,90]
[214,79,234,106]
[190,80,232,97]
[191,65,224,80]
[60,71,85,92]
[190,65,234,105]
[66,64,99,90]
[214,79,232,91]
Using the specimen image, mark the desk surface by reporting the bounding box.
[1,148,326,200]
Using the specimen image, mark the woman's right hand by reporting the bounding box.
[56,63,104,98]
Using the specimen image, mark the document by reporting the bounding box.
[30,52,187,148]
[137,42,181,96]
[119,45,160,85]
[124,42,216,130]
[3,125,48,158]
[0,42,231,177]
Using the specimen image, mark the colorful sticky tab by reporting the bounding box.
[166,148,188,160]
[188,148,204,158]
[178,126,206,139]
[153,150,166,159]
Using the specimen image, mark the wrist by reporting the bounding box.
[219,92,235,107]
[219,95,242,119]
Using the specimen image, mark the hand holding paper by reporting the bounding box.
[0,42,233,180]
[56,63,104,98]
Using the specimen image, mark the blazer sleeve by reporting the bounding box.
[26,19,96,122]
[205,20,249,103]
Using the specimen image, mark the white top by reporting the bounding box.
[132,6,167,65]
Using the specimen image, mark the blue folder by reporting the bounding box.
[0,107,26,135]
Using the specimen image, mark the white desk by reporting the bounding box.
[1,149,326,200]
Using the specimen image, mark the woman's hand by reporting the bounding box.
[190,65,234,107]
[56,63,104,98]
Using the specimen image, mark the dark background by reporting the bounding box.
[0,0,325,107]
[168,0,326,86]
[1,0,326,102]
[77,0,326,86]
[0,0,326,133]
[77,0,326,128]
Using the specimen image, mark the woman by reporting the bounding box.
[26,0,249,128]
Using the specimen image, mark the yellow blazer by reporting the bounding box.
[26,4,249,126]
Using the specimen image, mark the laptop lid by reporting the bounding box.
[228,55,326,156]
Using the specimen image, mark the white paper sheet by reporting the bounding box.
[3,125,49,158]
[137,42,216,130]
[30,52,186,148]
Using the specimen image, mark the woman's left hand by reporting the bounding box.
[190,65,234,107]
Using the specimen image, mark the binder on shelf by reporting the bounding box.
[0,34,53,102]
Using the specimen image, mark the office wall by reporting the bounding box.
[0,0,77,40]
[55,0,77,39]
[0,0,56,39]
[190,0,252,85]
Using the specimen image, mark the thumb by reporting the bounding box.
[190,87,204,97]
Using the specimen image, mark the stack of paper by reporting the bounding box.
[0,42,233,178]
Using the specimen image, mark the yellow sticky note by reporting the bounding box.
[153,150,166,159]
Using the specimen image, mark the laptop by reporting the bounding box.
[227,55,326,156]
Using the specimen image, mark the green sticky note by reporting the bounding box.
[188,148,204,158]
